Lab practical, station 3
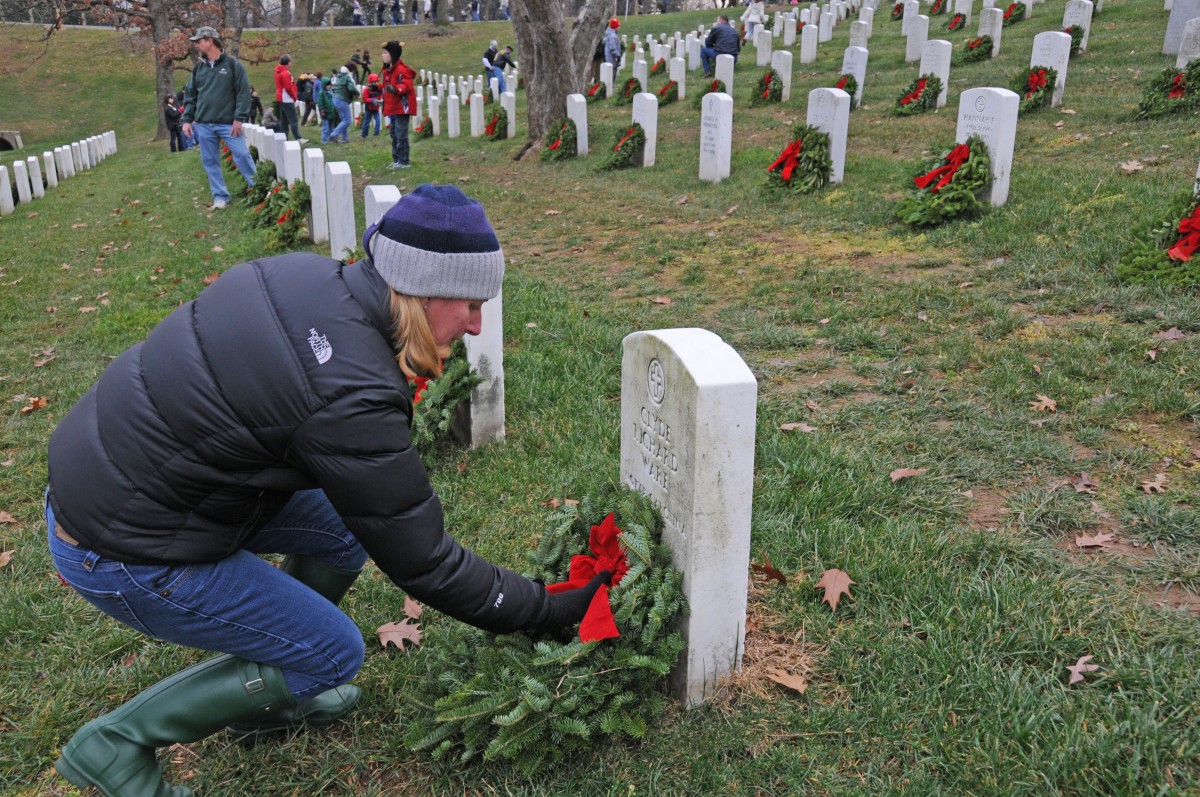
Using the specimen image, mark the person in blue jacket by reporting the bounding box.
[46,185,610,797]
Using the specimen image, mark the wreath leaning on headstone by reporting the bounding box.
[1134,59,1200,120]
[1063,25,1084,57]
[485,107,509,140]
[603,123,646,170]
[894,73,943,115]
[896,134,992,227]
[585,80,608,103]
[414,115,434,139]
[1001,1,1026,26]
[649,57,666,77]
[834,73,859,109]
[765,121,833,193]
[247,178,312,251]
[891,2,904,21]
[694,77,728,108]
[929,0,947,14]
[751,68,783,107]
[1013,65,1057,114]
[615,77,642,106]
[407,339,483,455]
[401,485,687,776]
[1117,190,1200,288]
[947,12,966,31]
[959,35,994,64]
[540,118,578,161]
[657,80,679,106]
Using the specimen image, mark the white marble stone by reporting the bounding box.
[26,156,44,199]
[1164,0,1200,53]
[70,142,82,173]
[861,6,875,37]
[688,34,702,71]
[699,92,733,183]
[955,0,973,24]
[470,93,484,137]
[429,96,442,137]
[773,11,784,36]
[756,29,773,67]
[784,14,798,45]
[272,132,287,169]
[457,291,506,447]
[978,7,1003,56]
[12,159,31,204]
[819,9,834,41]
[0,166,11,215]
[770,51,793,102]
[489,76,499,99]
[79,140,91,170]
[566,93,589,156]
[282,142,302,187]
[634,58,649,89]
[303,148,328,245]
[902,0,919,34]
[670,57,687,100]
[502,91,517,139]
[43,151,57,189]
[919,39,953,108]
[1063,0,1094,52]
[364,184,401,227]
[906,14,929,61]
[447,94,461,138]
[620,328,756,706]
[801,23,820,63]
[841,46,869,107]
[807,87,851,183]
[716,53,736,86]
[631,93,658,168]
[57,146,73,179]
[1178,17,1200,67]
[601,62,615,98]
[849,20,869,47]
[955,87,1019,206]
[1031,31,1072,107]
[324,161,356,260]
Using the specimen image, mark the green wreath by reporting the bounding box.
[1117,191,1200,288]
[1001,1,1026,26]
[603,123,646,170]
[694,77,728,108]
[959,35,994,64]
[242,159,277,208]
[929,0,947,14]
[891,2,903,21]
[766,122,833,193]
[1135,59,1200,120]
[1064,25,1084,57]
[649,57,666,76]
[896,134,992,227]
[796,19,805,33]
[585,80,608,103]
[414,115,434,139]
[834,73,859,109]
[947,12,966,31]
[540,118,578,161]
[751,67,783,107]
[894,73,943,115]
[657,80,679,106]
[402,486,686,776]
[1014,65,1058,114]
[407,339,483,455]
[246,175,312,251]
[485,107,508,140]
[615,77,642,106]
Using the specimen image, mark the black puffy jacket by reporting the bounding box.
[47,252,547,633]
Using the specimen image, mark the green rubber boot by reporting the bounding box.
[56,655,295,797]
[226,554,363,746]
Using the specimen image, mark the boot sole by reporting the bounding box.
[55,754,94,791]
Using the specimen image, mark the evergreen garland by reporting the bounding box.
[241,159,277,208]
[408,340,483,455]
[1014,65,1058,114]
[246,179,312,250]
[834,73,859,109]
[959,35,994,64]
[1134,60,1200,120]
[485,107,509,140]
[649,57,667,76]
[947,12,966,31]
[402,486,687,776]
[616,77,642,106]
[694,78,728,108]
[414,115,434,139]
[751,68,783,107]
[603,123,646,170]
[929,0,947,14]
[1064,25,1084,57]
[540,118,578,161]
[766,122,833,194]
[896,134,992,227]
[894,73,943,115]
[585,80,608,103]
[657,80,679,106]
[1117,191,1200,288]
[1001,1,1026,26]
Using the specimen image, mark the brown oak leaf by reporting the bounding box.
[890,467,928,483]
[202,272,220,286]
[1156,327,1187,341]
[1029,395,1057,413]
[780,422,816,433]
[1141,473,1167,494]
[19,397,48,415]
[814,568,854,611]
[1067,655,1099,685]
[751,555,787,585]
[0,511,15,524]
[403,596,423,620]
[766,668,808,694]
[1075,533,1115,549]
[377,619,423,651]
[1069,473,1097,494]
[0,550,12,568]
[651,296,673,305]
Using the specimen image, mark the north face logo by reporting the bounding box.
[307,328,332,364]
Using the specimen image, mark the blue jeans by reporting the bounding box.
[47,490,368,701]
[490,65,506,94]
[360,108,381,136]
[331,98,352,142]
[388,114,410,165]
[321,114,336,143]
[194,123,256,203]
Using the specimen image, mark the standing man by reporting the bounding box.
[274,54,303,141]
[182,26,256,210]
[604,18,622,71]
[380,40,415,169]
[701,15,740,78]
[492,46,517,92]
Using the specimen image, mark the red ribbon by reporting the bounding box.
[913,143,971,193]
[1003,2,1017,19]
[900,77,927,105]
[968,36,984,49]
[410,376,429,404]
[659,81,676,98]
[587,82,601,96]
[1168,206,1200,262]
[767,138,804,181]
[546,513,630,642]
[950,14,964,30]
[485,113,499,136]
[761,71,773,99]
[1025,69,1047,99]
[836,76,848,90]
[614,126,636,152]
[1169,73,1186,100]
[548,137,561,150]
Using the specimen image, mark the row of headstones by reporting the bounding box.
[0,132,117,217]
[1164,0,1200,64]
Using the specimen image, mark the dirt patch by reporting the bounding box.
[966,488,1011,531]
[1141,583,1200,615]
[769,365,872,396]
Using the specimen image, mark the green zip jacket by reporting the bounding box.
[183,52,252,125]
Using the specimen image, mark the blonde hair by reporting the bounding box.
[388,291,448,380]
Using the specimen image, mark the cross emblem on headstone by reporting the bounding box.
[647,358,666,404]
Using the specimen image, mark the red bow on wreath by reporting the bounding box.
[614,126,637,152]
[913,143,971,193]
[767,138,804,181]
[968,37,984,49]
[1168,206,1200,262]
[761,71,773,99]
[1169,73,1186,100]
[835,76,848,90]
[1003,2,1017,19]
[1026,69,1047,99]
[548,137,561,151]
[900,77,927,105]
[547,512,631,642]
[485,113,499,136]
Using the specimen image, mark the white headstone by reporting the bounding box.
[768,51,793,102]
[919,39,953,108]
[978,7,1003,56]
[470,93,485,137]
[800,8,812,24]
[502,91,517,139]
[272,132,287,169]
[773,11,784,36]
[1164,0,1200,53]
[601,62,615,97]
[324,161,356,260]
[670,57,687,100]
[819,10,834,41]
[489,76,499,99]
[457,292,506,447]
[841,46,869,107]
[906,14,929,61]
[861,6,875,37]
[801,23,820,63]
[447,93,461,138]
[12,159,31,204]
[619,328,756,706]
[1031,31,1072,107]
[1178,17,1200,67]
[902,0,919,34]
[631,93,659,168]
[58,146,73,179]
[634,58,649,88]
[688,35,702,70]
[955,0,973,24]
[43,151,57,189]
[429,96,442,137]
[70,142,83,173]
[982,0,995,7]
[282,142,302,187]
[785,15,798,45]
[955,87,1019,206]
[0,166,11,215]
[676,37,686,60]
[1063,0,1094,52]
[756,29,773,67]
[303,148,328,245]
[364,184,401,226]
[699,92,734,183]
[566,93,589,156]
[26,156,44,199]
[715,53,736,86]
[849,20,869,47]
[807,87,851,183]
[78,140,91,170]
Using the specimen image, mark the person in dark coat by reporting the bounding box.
[163,94,185,152]
[46,185,611,797]
[701,14,741,77]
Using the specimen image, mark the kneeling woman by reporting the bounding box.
[47,184,608,797]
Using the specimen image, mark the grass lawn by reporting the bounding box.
[1,2,1199,794]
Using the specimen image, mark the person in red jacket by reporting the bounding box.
[360,73,383,138]
[273,54,303,141]
[380,40,416,169]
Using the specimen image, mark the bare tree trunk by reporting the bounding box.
[296,0,311,27]
[279,0,292,28]
[149,0,173,140]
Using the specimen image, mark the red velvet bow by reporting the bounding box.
[1169,73,1186,100]
[485,113,499,136]
[950,15,964,30]
[836,76,848,91]
[900,77,927,105]
[1168,206,1200,262]
[614,126,637,152]
[548,137,561,150]
[767,138,804,181]
[587,83,601,97]
[546,512,630,642]
[761,71,773,99]
[968,36,984,50]
[1026,69,1047,99]
[913,143,971,193]
[1003,2,1017,19]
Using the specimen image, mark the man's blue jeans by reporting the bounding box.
[194,123,256,204]
[490,65,507,94]
[331,98,352,142]
[47,490,369,701]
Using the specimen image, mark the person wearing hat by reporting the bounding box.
[273,54,304,141]
[181,26,256,210]
[701,14,741,78]
[359,72,383,137]
[604,17,622,70]
[46,184,612,797]
[380,40,416,169]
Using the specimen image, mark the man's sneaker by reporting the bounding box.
[297,138,308,144]
[212,199,228,209]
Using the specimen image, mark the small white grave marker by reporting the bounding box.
[12,159,31,204]
[800,23,819,63]
[955,0,973,24]
[0,166,11,215]
[906,14,929,62]
[1031,31,1072,107]
[631,93,659,168]
[1164,0,1200,54]
[699,92,733,183]
[841,46,869,107]
[303,149,328,245]
[756,29,773,67]
[282,142,302,187]
[43,151,57,189]
[566,94,589,156]
[956,87,1019,206]
[364,184,401,226]
[429,96,442,137]
[1063,0,1094,52]
[771,51,794,101]
[715,53,736,86]
[807,87,851,183]
[456,293,506,447]
[1178,17,1200,68]
[919,39,953,108]
[470,93,484,137]
[978,7,1003,57]
[819,9,834,41]
[601,62,615,98]
[501,91,517,139]
[324,161,356,260]
[26,156,44,199]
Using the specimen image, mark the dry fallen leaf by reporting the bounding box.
[1157,327,1187,341]
[544,209,561,216]
[403,596,423,620]
[780,422,816,433]
[377,619,423,651]
[1075,532,1115,549]
[751,555,787,585]
[675,195,688,205]
[1146,347,1161,361]
[1069,473,1097,494]
[890,467,928,483]
[1119,160,1143,175]
[1141,473,1167,494]
[1029,395,1057,413]
[202,272,220,286]
[805,399,820,411]
[766,668,808,694]
[1067,655,1099,685]
[79,306,98,313]
[651,296,673,305]
[0,511,16,524]
[815,568,854,611]
[19,397,48,415]
[0,550,12,569]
